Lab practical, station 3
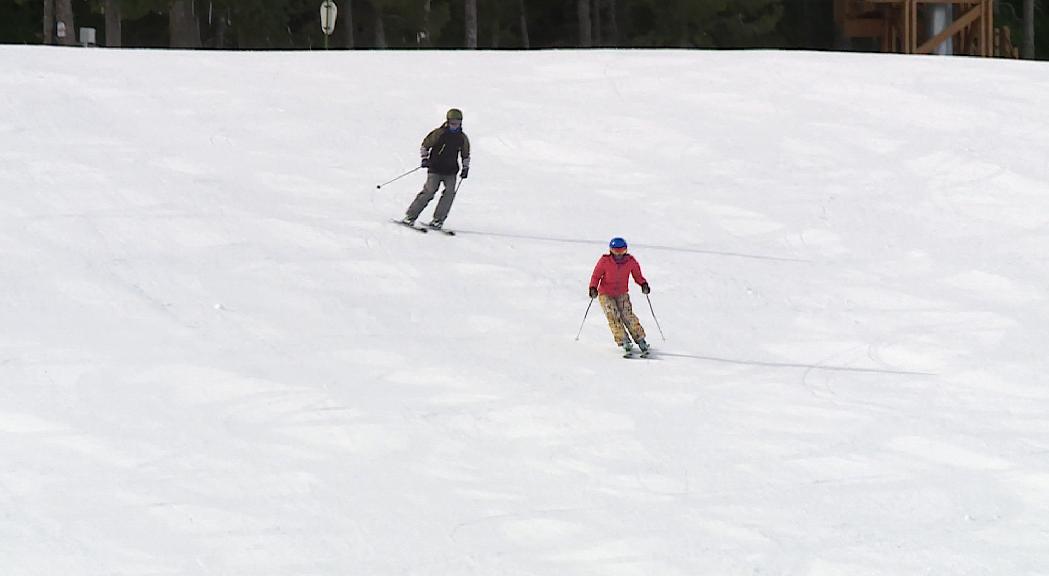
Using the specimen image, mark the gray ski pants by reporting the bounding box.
[405,173,458,223]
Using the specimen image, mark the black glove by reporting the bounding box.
[460,167,469,179]
[589,287,598,299]
[641,283,651,294]
[421,157,430,169]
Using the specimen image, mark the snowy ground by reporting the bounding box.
[2,46,1049,575]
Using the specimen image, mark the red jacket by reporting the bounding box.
[590,254,647,296]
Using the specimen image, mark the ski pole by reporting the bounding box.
[376,166,421,189]
[574,297,595,341]
[645,294,666,342]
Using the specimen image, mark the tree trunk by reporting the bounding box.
[55,0,75,45]
[104,0,122,47]
[605,0,617,46]
[43,0,55,44]
[491,8,500,48]
[519,0,529,48]
[676,3,689,47]
[577,0,591,47]
[465,0,478,48]
[169,0,201,48]
[341,0,355,48]
[1023,0,1035,59]
[374,5,386,48]
[211,8,228,48]
[421,0,431,47]
[592,0,601,46]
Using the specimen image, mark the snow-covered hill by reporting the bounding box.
[2,46,1049,575]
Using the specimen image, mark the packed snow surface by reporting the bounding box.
[2,46,1049,574]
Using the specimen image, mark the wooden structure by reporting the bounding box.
[834,0,1008,57]
[995,25,1022,58]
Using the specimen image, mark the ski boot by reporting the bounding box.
[426,219,444,231]
[637,339,650,358]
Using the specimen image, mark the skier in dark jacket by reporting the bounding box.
[589,237,651,355]
[402,108,471,230]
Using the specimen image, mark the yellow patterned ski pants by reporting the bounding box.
[599,294,646,345]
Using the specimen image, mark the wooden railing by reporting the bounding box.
[835,0,1014,58]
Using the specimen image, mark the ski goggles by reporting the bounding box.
[610,246,628,255]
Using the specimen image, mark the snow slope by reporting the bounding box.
[2,46,1049,575]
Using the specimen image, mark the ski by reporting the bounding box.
[619,345,652,359]
[390,218,428,233]
[424,223,456,236]
[388,219,457,236]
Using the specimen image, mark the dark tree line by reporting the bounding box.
[2,0,1044,57]
[4,0,805,50]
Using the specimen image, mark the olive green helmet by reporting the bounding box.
[446,108,464,121]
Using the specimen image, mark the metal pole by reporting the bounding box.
[376,166,421,189]
[574,298,595,341]
[645,293,666,342]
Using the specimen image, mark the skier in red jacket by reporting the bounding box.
[589,237,650,355]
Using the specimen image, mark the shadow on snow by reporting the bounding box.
[657,351,935,377]
[453,228,810,263]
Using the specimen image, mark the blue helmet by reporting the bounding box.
[609,237,628,249]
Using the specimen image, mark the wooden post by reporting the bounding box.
[980,1,989,55]
[902,0,910,53]
[908,0,917,54]
[981,0,990,56]
[881,5,891,51]
[911,0,917,54]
